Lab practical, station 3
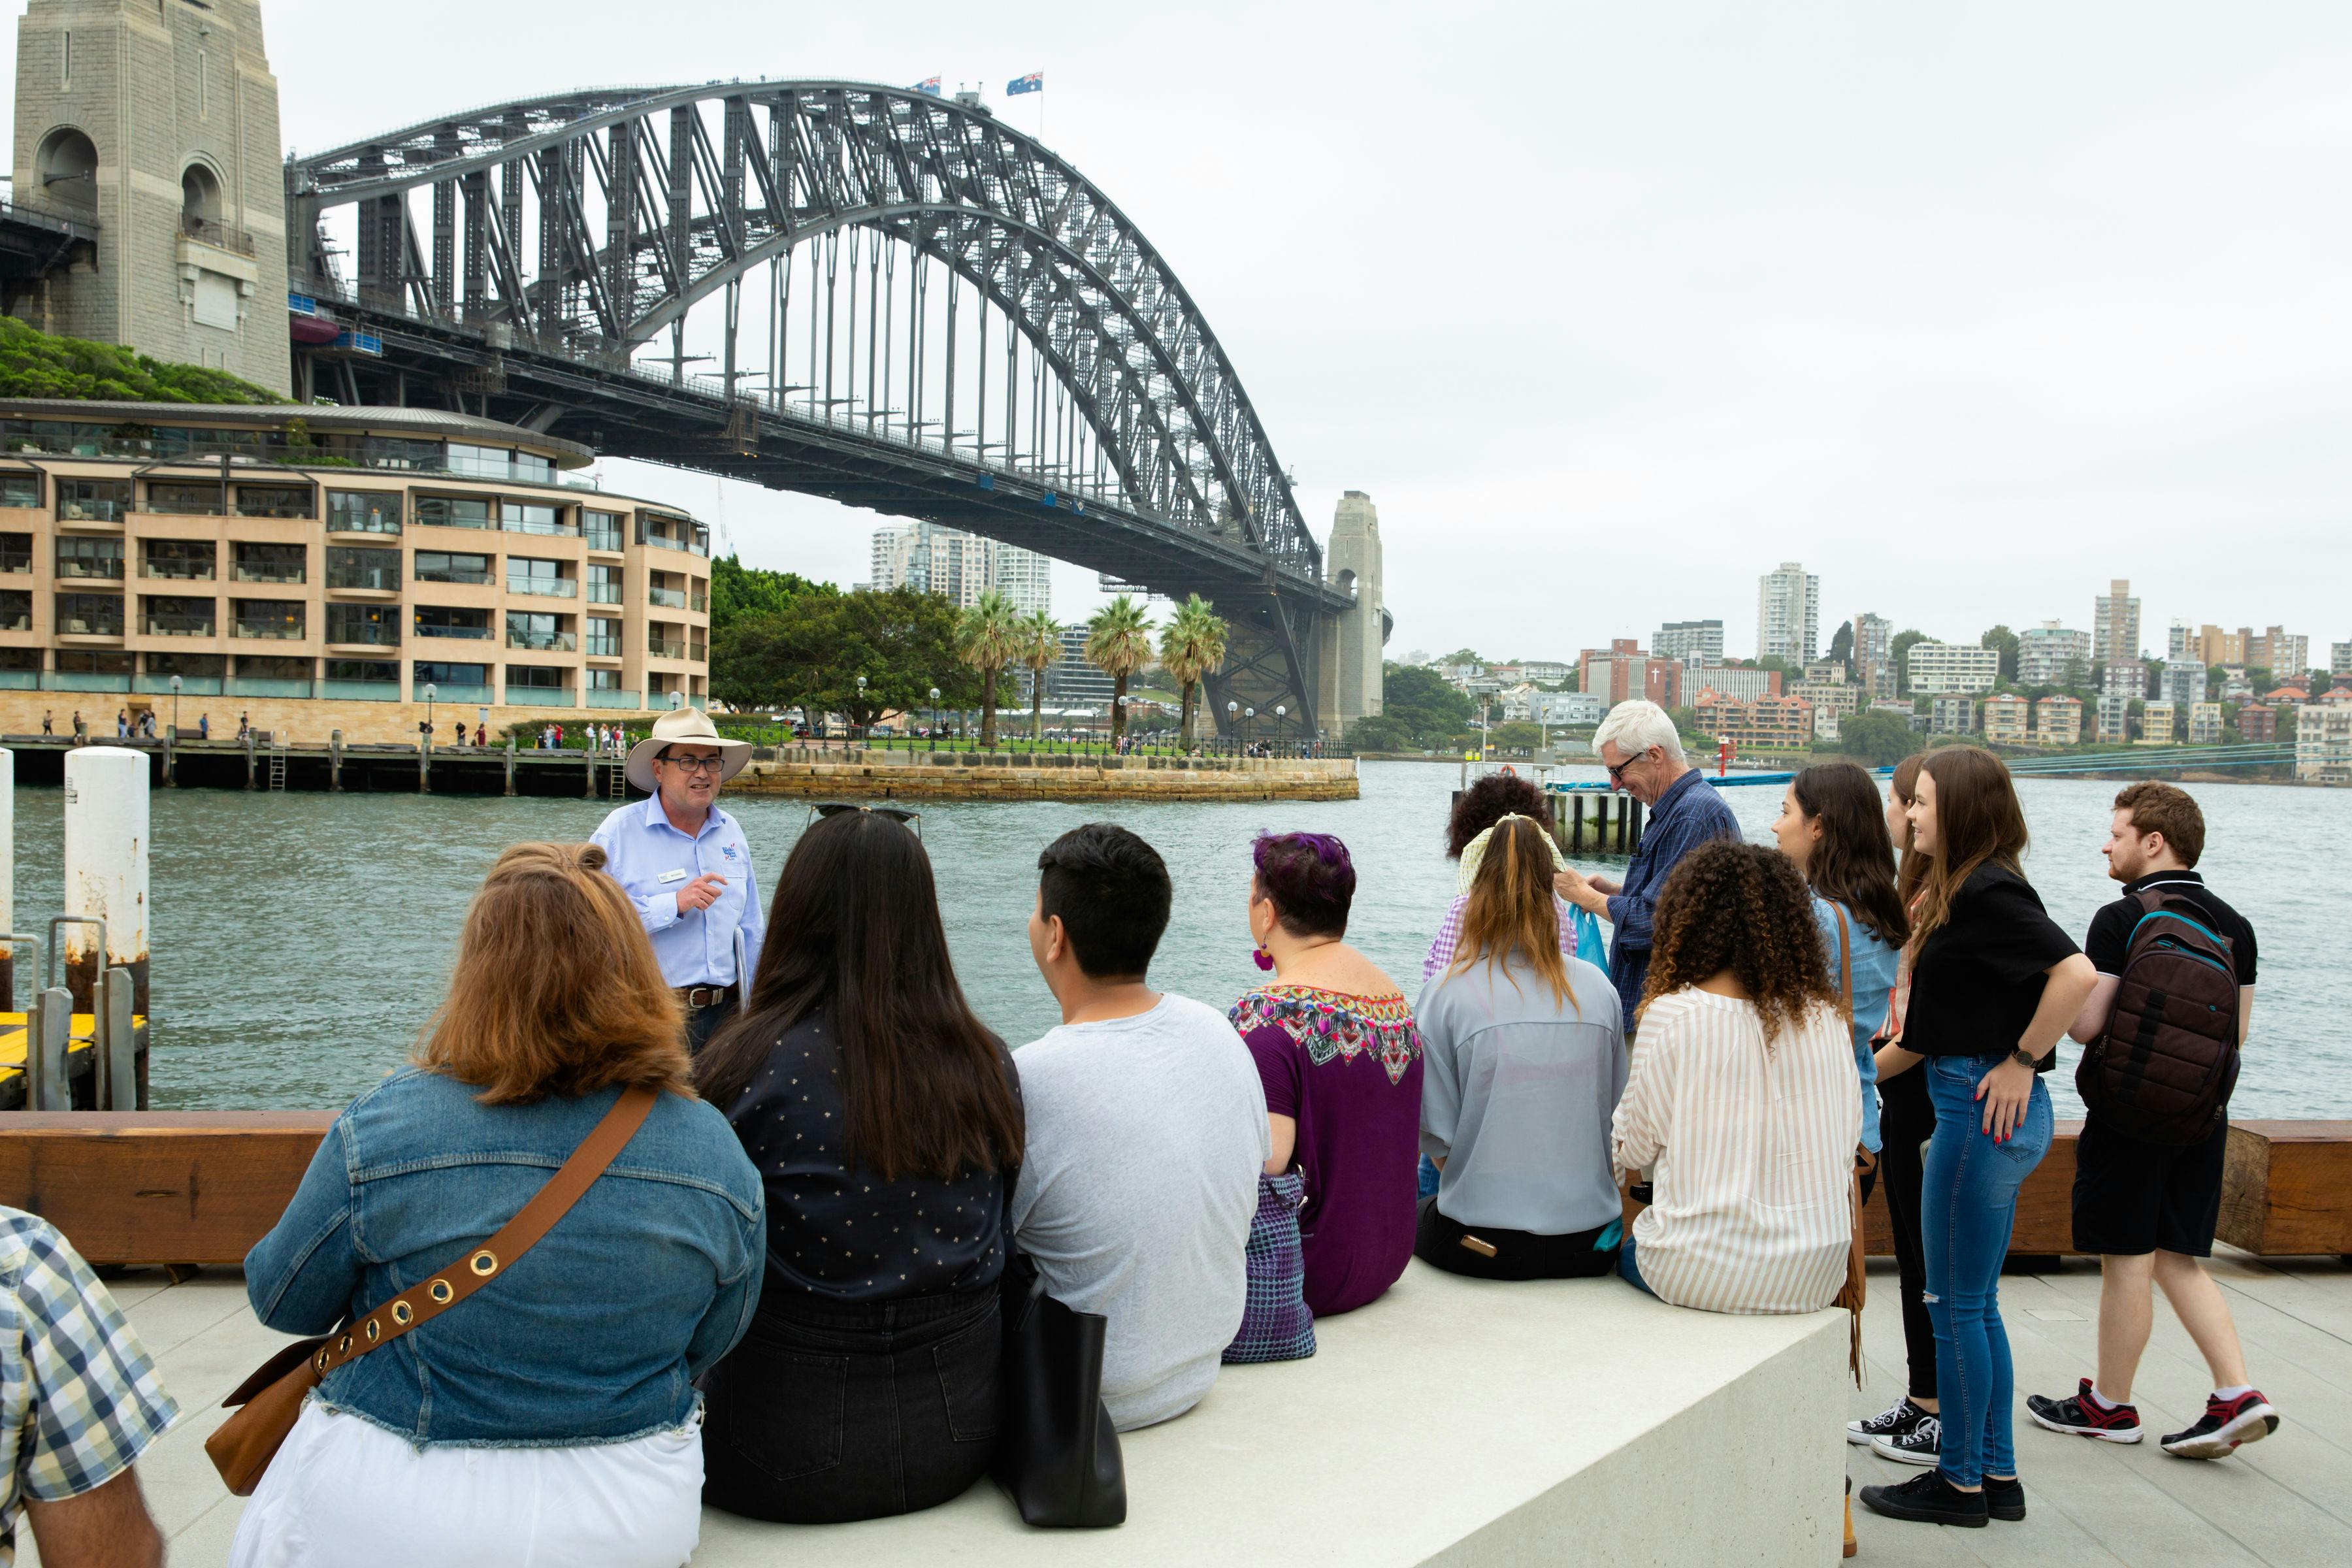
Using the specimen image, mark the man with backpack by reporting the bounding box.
[2027,782,2276,1460]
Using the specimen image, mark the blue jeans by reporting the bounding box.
[1417,1154,1441,1200]
[1617,1230,1656,1296]
[1921,1053,2052,1488]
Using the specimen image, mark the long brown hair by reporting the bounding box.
[1450,815,1575,1009]
[1639,841,1836,1042]
[1791,762,1909,948]
[416,842,692,1104]
[1890,753,1929,910]
[697,810,1022,1182]
[1906,747,2030,955]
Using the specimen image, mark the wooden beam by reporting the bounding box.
[0,1113,334,1266]
[1861,1123,2080,1257]
[2219,1120,2352,1257]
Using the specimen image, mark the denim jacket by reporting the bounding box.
[246,1068,765,1448]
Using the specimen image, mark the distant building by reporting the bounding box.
[1695,691,1812,752]
[1044,625,1115,704]
[2168,621,2196,661]
[1931,694,1978,736]
[2264,685,2311,707]
[1686,666,1783,704]
[1579,640,1681,708]
[2159,658,2206,708]
[2332,640,2352,677]
[2017,621,2093,687]
[1982,693,2030,746]
[2093,579,2141,667]
[2248,627,2308,679]
[2185,625,2244,666]
[2140,702,2176,745]
[2296,703,2352,783]
[1519,660,1573,685]
[1792,680,1858,728]
[2236,703,2276,743]
[1654,619,1725,664]
[2033,695,2083,747]
[1907,641,1999,696]
[1756,563,1819,665]
[870,521,1051,615]
[1509,689,1607,727]
[2188,701,2224,745]
[1803,659,1848,685]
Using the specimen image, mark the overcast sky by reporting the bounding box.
[25,1,2352,664]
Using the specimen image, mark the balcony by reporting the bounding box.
[414,681,493,706]
[415,569,495,587]
[691,592,709,613]
[0,547,29,574]
[505,683,575,707]
[140,562,216,581]
[417,622,493,640]
[55,560,124,581]
[180,214,257,257]
[507,578,578,599]
[507,628,577,653]
[142,613,217,638]
[647,638,687,660]
[649,585,687,610]
[231,617,305,642]
[233,564,307,585]
[323,628,400,649]
[585,687,642,710]
[586,582,623,604]
[501,515,576,538]
[321,678,400,702]
[57,498,129,523]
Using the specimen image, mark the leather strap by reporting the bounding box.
[303,1085,658,1382]
[1831,902,1854,1022]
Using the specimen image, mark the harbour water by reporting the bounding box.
[5,761,2344,1117]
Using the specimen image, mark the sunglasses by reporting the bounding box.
[807,801,923,840]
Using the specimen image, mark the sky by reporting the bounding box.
[16,1,2351,665]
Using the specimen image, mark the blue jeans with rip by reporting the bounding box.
[1921,1052,2052,1488]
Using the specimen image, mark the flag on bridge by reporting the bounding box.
[1007,71,1043,95]
[912,76,942,96]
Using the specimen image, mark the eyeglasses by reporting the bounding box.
[807,801,923,840]
[659,753,726,776]
[1605,747,1653,785]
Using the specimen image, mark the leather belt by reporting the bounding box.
[676,984,737,1010]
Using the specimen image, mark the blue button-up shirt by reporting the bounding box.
[591,794,767,988]
[1604,768,1743,1030]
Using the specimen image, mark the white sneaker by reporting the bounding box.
[1870,1415,1943,1467]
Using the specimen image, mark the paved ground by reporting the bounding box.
[1846,1249,2352,1567]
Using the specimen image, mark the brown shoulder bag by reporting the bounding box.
[1827,906,1869,1383]
[206,1085,659,1495]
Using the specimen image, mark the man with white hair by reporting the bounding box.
[1554,699,1740,1030]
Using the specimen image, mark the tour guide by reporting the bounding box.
[591,708,766,1051]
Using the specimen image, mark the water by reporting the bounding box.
[5,762,2344,1117]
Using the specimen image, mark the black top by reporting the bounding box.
[1903,863,2081,1069]
[723,1007,1018,1306]
[2083,871,2257,987]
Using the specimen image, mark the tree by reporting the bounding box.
[1157,595,1229,745]
[1084,595,1156,742]
[1980,625,2019,683]
[1490,721,1543,753]
[1889,629,1929,696]
[1437,647,1485,668]
[1344,713,1416,753]
[708,555,830,637]
[956,590,1022,747]
[1015,610,1061,742]
[1827,620,1855,666]
[709,587,976,726]
[1831,707,1925,768]
[1380,662,1475,747]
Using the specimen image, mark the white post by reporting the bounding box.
[62,745,150,1015]
[0,745,12,1009]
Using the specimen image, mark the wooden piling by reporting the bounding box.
[1571,793,1585,853]
[419,740,431,795]
[1614,794,1628,854]
[328,730,343,792]
[243,733,256,790]
[1628,798,1645,851]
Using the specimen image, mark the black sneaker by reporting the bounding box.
[2161,1390,2279,1459]
[1858,1469,1989,1528]
[1869,1413,1942,1466]
[1848,1394,1932,1446]
[2027,1378,2142,1443]
[1983,1475,2026,1522]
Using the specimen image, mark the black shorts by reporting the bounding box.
[2070,1113,2229,1258]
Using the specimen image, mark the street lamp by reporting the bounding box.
[928,686,941,745]
[424,682,438,753]
[169,674,182,739]
[1226,699,1238,755]
[1275,703,1287,753]
[855,674,867,745]
[1244,706,1255,751]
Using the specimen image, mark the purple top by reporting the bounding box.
[1230,985,1423,1318]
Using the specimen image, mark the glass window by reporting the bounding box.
[0,472,40,508]
[507,557,574,596]
[56,478,131,521]
[146,651,225,679]
[56,536,124,578]
[414,605,493,639]
[327,491,402,533]
[587,667,624,691]
[647,623,686,659]
[231,599,304,640]
[326,547,400,591]
[324,658,399,683]
[506,610,572,651]
[648,572,686,608]
[140,539,215,579]
[643,512,693,551]
[2,532,34,572]
[414,551,493,585]
[512,450,555,483]
[0,589,29,630]
[584,618,621,657]
[586,563,622,602]
[413,495,494,529]
[361,436,443,471]
[140,595,215,636]
[325,603,400,646]
[235,655,311,681]
[146,482,223,516]
[54,592,124,635]
[506,664,567,690]
[447,444,512,478]
[502,500,566,535]
[413,661,488,686]
[232,542,307,584]
[583,510,625,551]
[235,485,313,519]
[55,650,133,676]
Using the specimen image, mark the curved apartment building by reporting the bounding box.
[0,400,709,742]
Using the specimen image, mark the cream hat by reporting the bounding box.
[623,708,753,794]
[1456,812,1567,893]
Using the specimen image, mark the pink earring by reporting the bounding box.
[1252,943,1275,972]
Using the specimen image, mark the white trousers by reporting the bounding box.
[227,1401,704,1568]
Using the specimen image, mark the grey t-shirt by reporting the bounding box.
[1417,953,1626,1235]
[1011,994,1269,1431]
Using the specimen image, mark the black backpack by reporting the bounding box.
[2075,889,2240,1145]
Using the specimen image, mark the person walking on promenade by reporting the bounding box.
[696,807,1023,1523]
[1552,700,1740,1032]
[2026,782,2278,1459]
[592,708,763,1054]
[197,711,209,740]
[40,708,50,735]
[231,843,764,1568]
[71,710,84,744]
[0,1206,177,1568]
[1232,832,1422,1329]
[1013,824,1267,1429]
[1860,748,2097,1529]
[114,708,127,738]
[1419,815,1625,1281]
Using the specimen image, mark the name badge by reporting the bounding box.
[657,868,690,885]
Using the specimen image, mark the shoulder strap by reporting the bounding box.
[1831,903,1854,1021]
[302,1085,659,1383]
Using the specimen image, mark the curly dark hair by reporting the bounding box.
[1637,841,1838,1043]
[1446,772,1548,858]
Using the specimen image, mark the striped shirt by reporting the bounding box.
[1610,991,1860,1315]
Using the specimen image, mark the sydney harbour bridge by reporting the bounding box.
[283,82,1374,733]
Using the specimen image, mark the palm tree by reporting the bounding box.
[1158,595,1229,747]
[1017,610,1061,742]
[1085,595,1156,745]
[956,590,1023,747]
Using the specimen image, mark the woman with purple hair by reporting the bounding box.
[1230,832,1424,1334]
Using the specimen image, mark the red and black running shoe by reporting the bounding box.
[2026,1379,2142,1443]
[2161,1390,2279,1460]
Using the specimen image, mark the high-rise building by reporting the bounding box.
[868,522,1051,615]
[2097,660,2145,741]
[1686,666,1782,703]
[2093,579,2141,667]
[2247,627,2307,679]
[2168,621,2195,660]
[2141,702,2176,745]
[1851,612,1893,696]
[1756,563,1819,664]
[1982,693,2031,746]
[2159,659,2206,708]
[1045,625,1115,704]
[2017,621,2093,687]
[1906,642,1999,695]
[1578,640,1682,708]
[2332,640,2352,676]
[2188,702,2224,745]
[1654,619,1724,664]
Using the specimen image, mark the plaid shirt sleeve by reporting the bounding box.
[2,1212,180,1516]
[1422,894,1468,985]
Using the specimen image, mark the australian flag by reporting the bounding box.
[912,76,941,96]
[1007,71,1043,95]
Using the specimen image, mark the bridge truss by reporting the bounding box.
[284,82,1352,730]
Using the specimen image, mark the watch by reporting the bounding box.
[2008,1047,2040,1070]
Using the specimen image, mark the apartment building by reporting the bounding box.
[2237,704,2276,743]
[2093,579,2140,666]
[1931,694,1978,735]
[2333,640,2351,677]
[1653,619,1724,664]
[2157,659,2206,708]
[1906,641,1999,695]
[1981,693,2030,746]
[2296,702,2352,783]
[1694,691,1812,753]
[869,521,1051,615]
[1504,689,1608,727]
[2017,621,2092,687]
[1686,666,1782,703]
[1791,679,1858,726]
[1756,563,1819,664]
[2033,695,2083,747]
[0,401,710,742]
[1578,640,1682,708]
[2141,702,2176,745]
[2188,701,2223,745]
[2247,627,2308,679]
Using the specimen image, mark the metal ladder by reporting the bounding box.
[601,759,628,798]
[267,741,289,791]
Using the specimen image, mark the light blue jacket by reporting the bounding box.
[246,1068,764,1447]
[1813,896,1900,1154]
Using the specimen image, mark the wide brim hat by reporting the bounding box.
[624,708,753,794]
[1456,812,1567,894]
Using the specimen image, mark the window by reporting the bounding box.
[55,651,131,676]
[512,451,555,483]
[140,595,215,636]
[327,491,402,533]
[414,606,492,640]
[324,658,399,683]
[326,547,400,591]
[506,557,573,596]
[586,563,622,603]
[587,667,625,692]
[1,533,31,572]
[502,501,568,536]
[325,603,400,646]
[235,655,311,681]
[648,623,686,659]
[643,513,694,552]
[232,599,304,640]
[233,542,306,584]
[0,589,28,631]
[0,472,39,508]
[56,536,123,579]
[446,444,512,478]
[141,540,215,580]
[690,578,709,613]
[413,661,488,688]
[506,664,568,691]
[583,510,625,551]
[54,593,123,636]
[414,551,493,585]
[145,651,225,680]
[413,495,493,529]
[146,482,223,516]
[648,572,686,609]
[506,611,572,652]
[361,436,442,471]
[235,485,313,519]
[584,618,621,657]
[58,478,132,522]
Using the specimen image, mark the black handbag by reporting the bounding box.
[992,1248,1126,1528]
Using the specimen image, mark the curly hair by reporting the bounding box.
[1446,772,1547,858]
[1637,841,1838,1043]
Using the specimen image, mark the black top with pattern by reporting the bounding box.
[723,1007,1019,1305]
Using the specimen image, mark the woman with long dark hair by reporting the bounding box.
[695,809,1023,1525]
[1860,749,2097,1530]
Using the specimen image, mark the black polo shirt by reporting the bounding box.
[1902,862,2081,1068]
[2083,870,2257,988]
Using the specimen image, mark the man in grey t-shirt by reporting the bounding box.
[1011,825,1269,1430]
